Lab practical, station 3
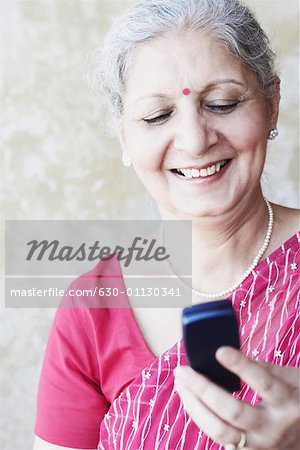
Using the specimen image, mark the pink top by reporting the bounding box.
[35,232,300,449]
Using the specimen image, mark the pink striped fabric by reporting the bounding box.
[98,232,300,449]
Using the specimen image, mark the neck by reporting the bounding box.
[160,190,271,295]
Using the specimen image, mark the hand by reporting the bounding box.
[173,347,300,449]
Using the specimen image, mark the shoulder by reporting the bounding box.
[270,203,299,251]
[59,253,126,309]
[274,204,300,222]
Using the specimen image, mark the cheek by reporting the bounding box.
[219,110,268,155]
[126,126,169,169]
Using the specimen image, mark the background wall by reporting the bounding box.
[0,1,299,449]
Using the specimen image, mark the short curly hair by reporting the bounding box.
[94,0,277,134]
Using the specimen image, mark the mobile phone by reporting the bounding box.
[182,299,241,393]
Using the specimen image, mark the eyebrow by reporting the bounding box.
[134,79,245,103]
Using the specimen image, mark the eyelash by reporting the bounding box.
[143,102,239,125]
[143,111,173,124]
[206,102,239,112]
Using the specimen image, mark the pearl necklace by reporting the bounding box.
[165,198,274,300]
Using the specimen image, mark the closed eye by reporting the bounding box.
[143,111,172,125]
[205,102,239,113]
[143,102,239,125]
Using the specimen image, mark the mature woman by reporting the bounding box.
[34,0,299,449]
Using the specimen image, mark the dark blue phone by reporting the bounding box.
[182,299,241,393]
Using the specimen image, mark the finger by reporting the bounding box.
[259,361,300,388]
[174,375,243,447]
[174,366,263,431]
[216,347,293,406]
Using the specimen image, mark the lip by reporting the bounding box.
[170,159,232,183]
[170,159,230,171]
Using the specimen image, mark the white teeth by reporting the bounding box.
[176,159,228,178]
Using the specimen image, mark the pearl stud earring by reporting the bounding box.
[122,153,132,167]
[268,128,279,140]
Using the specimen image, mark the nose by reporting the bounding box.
[173,112,219,157]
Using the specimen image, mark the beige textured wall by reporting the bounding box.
[0,1,299,449]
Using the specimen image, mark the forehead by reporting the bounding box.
[125,29,255,99]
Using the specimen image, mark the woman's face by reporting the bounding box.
[120,30,279,219]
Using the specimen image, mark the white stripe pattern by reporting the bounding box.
[98,233,300,449]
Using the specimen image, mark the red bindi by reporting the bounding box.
[182,88,191,96]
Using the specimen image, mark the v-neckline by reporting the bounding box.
[115,231,299,361]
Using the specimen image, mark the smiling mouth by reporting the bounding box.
[171,159,231,178]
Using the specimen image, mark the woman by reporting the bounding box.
[34,0,300,449]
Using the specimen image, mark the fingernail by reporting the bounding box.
[173,378,181,392]
[216,346,237,364]
[174,377,187,395]
[173,366,191,383]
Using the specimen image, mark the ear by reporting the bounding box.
[268,76,281,127]
[118,126,128,154]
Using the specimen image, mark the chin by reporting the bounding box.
[173,198,229,218]
[159,203,225,220]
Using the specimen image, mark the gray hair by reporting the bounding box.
[94,0,277,134]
